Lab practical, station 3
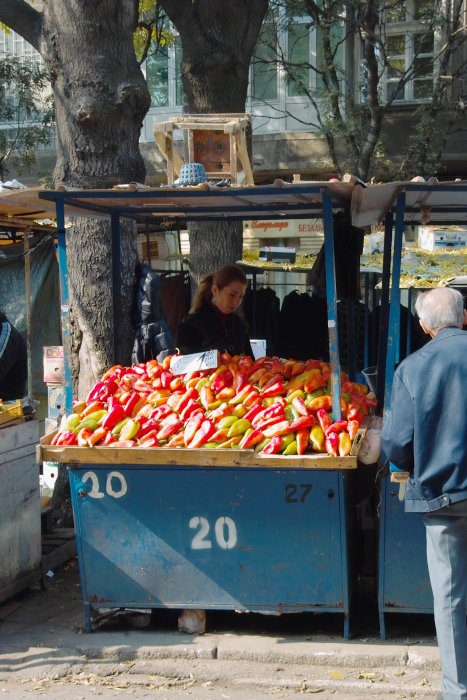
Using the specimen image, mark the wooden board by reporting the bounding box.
[38,441,357,469]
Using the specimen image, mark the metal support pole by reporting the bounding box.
[384,192,406,415]
[23,228,33,400]
[56,197,73,414]
[323,192,341,421]
[111,213,122,365]
[364,273,369,370]
[376,213,393,412]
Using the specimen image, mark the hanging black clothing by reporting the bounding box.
[0,314,27,401]
[278,291,329,361]
[177,299,253,357]
[243,286,280,357]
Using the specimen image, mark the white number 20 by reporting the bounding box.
[189,516,237,550]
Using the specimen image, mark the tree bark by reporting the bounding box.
[159,0,268,294]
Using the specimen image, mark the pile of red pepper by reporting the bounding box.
[50,353,376,457]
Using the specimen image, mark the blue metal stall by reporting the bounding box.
[352,180,467,639]
[38,181,363,636]
[44,450,357,635]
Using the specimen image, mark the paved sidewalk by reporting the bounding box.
[0,557,442,698]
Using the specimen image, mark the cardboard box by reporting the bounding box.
[43,346,64,384]
[418,226,467,251]
[47,384,64,419]
[259,246,296,263]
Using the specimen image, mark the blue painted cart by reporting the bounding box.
[38,442,361,635]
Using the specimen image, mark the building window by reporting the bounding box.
[252,23,278,100]
[287,21,311,97]
[383,0,435,103]
[145,22,183,109]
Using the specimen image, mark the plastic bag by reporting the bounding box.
[358,417,383,465]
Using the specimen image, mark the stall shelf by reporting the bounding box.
[37,179,365,635]
[352,180,467,639]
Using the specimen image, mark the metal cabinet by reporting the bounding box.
[378,476,433,639]
[0,420,41,602]
[69,463,354,636]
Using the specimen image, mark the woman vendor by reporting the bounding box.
[177,264,254,358]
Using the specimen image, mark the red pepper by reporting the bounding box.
[292,395,309,417]
[102,430,116,446]
[228,383,255,405]
[316,408,332,434]
[347,420,360,441]
[296,428,310,455]
[260,435,283,454]
[86,381,105,404]
[261,381,286,398]
[325,420,348,436]
[96,378,115,401]
[166,431,185,447]
[137,418,159,439]
[77,427,93,446]
[184,412,205,446]
[101,403,126,431]
[101,364,124,382]
[325,431,339,457]
[149,404,173,421]
[157,413,182,440]
[56,430,78,446]
[180,398,202,422]
[178,387,200,414]
[123,391,140,417]
[199,384,214,410]
[138,429,159,446]
[242,402,263,424]
[233,371,247,393]
[108,439,136,448]
[207,402,232,421]
[139,437,159,448]
[87,426,108,447]
[240,428,265,449]
[254,413,286,432]
[160,370,173,389]
[189,419,215,448]
[289,414,316,432]
[252,401,285,429]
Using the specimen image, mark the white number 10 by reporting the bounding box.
[189,516,237,550]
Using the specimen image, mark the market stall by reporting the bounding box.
[36,179,369,636]
[352,179,467,639]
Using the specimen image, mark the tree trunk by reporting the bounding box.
[0,1,151,397]
[159,0,268,294]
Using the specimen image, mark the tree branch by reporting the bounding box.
[0,0,42,51]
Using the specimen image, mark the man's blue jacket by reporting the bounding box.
[380,326,467,513]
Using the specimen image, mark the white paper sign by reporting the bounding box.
[170,350,218,376]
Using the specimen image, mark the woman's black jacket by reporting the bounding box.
[177,300,253,357]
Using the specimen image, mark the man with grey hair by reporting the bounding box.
[381,287,467,700]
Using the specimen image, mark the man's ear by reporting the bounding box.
[463,309,467,327]
[419,319,430,335]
